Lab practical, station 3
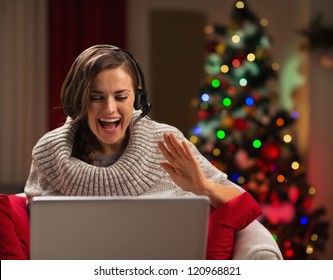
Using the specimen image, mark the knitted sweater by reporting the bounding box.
[24,111,230,199]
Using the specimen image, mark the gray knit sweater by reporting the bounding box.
[24,111,228,199]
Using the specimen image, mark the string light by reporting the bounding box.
[276,117,284,127]
[311,234,318,242]
[213,148,221,156]
[201,93,210,102]
[291,161,300,170]
[246,97,254,106]
[271,62,280,71]
[235,1,245,9]
[222,97,232,107]
[260,18,269,27]
[306,244,314,255]
[253,139,261,148]
[200,102,208,110]
[292,111,300,119]
[232,59,241,67]
[232,173,240,182]
[216,43,226,54]
[211,79,220,88]
[220,65,229,73]
[308,186,316,196]
[237,176,245,184]
[216,130,226,139]
[247,53,255,61]
[193,125,202,135]
[283,134,292,143]
[277,174,285,183]
[239,78,248,87]
[232,34,241,44]
[189,135,198,144]
[300,216,308,225]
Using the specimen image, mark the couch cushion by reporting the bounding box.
[0,194,29,260]
[232,219,283,260]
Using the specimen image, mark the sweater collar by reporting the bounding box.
[33,111,164,196]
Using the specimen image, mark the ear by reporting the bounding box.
[134,89,142,110]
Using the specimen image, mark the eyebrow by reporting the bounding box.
[89,89,131,94]
[90,90,103,94]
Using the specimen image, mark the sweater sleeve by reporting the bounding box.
[205,192,262,260]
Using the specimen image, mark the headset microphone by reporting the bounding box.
[133,102,152,125]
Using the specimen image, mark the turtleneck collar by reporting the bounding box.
[32,111,165,196]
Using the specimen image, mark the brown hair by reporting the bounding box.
[61,44,140,124]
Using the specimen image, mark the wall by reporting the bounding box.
[0,0,48,192]
[127,0,333,259]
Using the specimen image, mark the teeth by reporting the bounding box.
[99,118,119,123]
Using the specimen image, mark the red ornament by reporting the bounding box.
[197,110,210,120]
[288,185,300,203]
[228,143,237,152]
[284,248,294,259]
[303,199,312,210]
[233,118,248,130]
[261,162,276,173]
[261,142,281,161]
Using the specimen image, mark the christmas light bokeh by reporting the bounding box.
[188,0,329,259]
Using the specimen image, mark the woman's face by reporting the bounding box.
[87,67,135,155]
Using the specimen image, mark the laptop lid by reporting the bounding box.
[29,196,210,260]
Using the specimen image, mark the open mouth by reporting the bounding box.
[99,118,120,130]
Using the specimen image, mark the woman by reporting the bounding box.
[24,44,262,259]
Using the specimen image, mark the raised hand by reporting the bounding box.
[157,133,241,207]
[157,133,209,196]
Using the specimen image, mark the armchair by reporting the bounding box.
[0,193,283,260]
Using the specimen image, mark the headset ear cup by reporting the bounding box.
[134,90,142,110]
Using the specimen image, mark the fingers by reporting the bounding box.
[163,133,183,159]
[158,132,197,169]
[181,138,196,162]
[158,134,181,164]
[159,162,175,175]
[157,140,174,163]
[164,133,193,160]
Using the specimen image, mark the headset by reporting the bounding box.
[106,45,152,124]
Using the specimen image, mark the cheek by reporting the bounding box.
[87,106,97,127]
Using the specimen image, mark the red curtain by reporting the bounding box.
[48,0,127,129]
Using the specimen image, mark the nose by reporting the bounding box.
[104,96,116,113]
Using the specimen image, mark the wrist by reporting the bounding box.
[203,179,241,208]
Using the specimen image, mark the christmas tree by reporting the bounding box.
[187,0,329,259]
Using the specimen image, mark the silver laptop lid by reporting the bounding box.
[29,196,210,260]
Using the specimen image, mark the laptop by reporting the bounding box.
[29,196,210,260]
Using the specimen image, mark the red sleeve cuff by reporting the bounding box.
[206,192,262,260]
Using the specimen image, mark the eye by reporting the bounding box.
[90,93,104,101]
[115,95,128,101]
